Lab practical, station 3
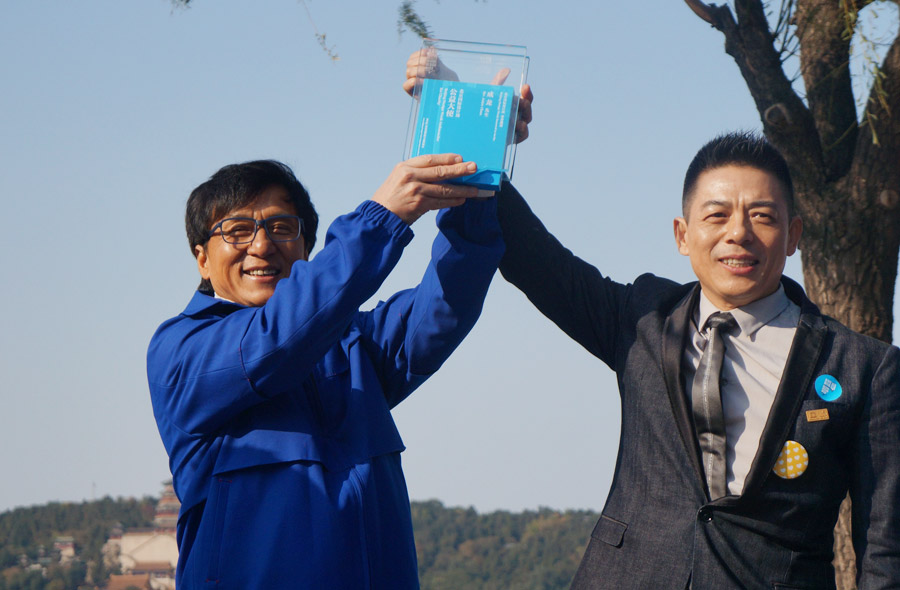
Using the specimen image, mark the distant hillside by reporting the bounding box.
[412,500,596,589]
[0,496,157,590]
[0,497,596,590]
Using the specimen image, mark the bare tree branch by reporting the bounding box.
[772,1,803,73]
[168,0,339,60]
[857,5,900,146]
[299,0,339,61]
[855,31,900,186]
[685,0,823,186]
[685,0,719,24]
[793,0,857,179]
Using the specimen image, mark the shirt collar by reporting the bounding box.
[697,284,791,338]
[213,291,236,304]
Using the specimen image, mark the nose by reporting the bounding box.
[246,225,277,255]
[726,211,753,244]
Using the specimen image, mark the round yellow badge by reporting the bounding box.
[773,440,809,479]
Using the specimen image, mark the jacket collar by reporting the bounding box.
[662,283,705,492]
[662,276,827,504]
[182,289,246,317]
[734,276,826,502]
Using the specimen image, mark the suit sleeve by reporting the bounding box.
[497,182,628,368]
[356,197,505,408]
[147,201,413,436]
[851,344,900,589]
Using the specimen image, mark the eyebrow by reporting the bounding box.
[699,199,780,209]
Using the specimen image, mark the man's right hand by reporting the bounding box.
[371,154,483,225]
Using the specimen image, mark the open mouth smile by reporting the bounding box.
[719,257,757,268]
[244,268,280,277]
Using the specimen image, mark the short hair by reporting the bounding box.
[185,160,319,293]
[682,132,795,218]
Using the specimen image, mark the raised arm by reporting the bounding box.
[358,196,505,407]
[148,155,482,436]
[496,183,628,367]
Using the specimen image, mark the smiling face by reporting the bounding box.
[195,185,308,307]
[674,164,802,311]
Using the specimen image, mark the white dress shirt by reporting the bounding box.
[684,285,800,495]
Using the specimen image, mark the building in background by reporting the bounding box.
[53,536,76,564]
[104,482,179,590]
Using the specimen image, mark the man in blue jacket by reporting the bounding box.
[147,155,504,589]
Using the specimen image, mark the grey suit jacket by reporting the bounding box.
[497,184,900,590]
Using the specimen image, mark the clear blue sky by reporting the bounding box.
[1,0,896,514]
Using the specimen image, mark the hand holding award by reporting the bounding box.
[403,40,531,191]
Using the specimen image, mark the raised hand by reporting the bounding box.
[402,50,533,144]
[372,154,482,225]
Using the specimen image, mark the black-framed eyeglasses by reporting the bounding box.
[208,215,304,245]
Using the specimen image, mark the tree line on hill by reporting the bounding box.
[0,496,156,590]
[0,496,596,590]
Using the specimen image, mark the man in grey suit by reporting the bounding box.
[497,132,900,589]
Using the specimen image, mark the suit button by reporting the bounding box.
[698,508,713,522]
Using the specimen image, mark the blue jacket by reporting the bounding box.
[147,199,503,589]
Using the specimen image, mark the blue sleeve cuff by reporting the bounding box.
[358,200,414,247]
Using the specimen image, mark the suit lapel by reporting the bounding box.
[662,285,705,489]
[731,280,828,501]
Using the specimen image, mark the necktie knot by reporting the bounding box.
[705,311,737,335]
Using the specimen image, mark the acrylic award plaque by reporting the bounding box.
[404,39,529,190]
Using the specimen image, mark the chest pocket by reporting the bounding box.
[793,399,854,440]
[782,399,855,479]
[312,348,352,431]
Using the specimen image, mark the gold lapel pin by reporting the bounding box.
[805,409,830,422]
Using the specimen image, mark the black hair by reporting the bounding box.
[682,131,795,218]
[185,160,318,293]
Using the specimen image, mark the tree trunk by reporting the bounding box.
[797,173,900,589]
[833,496,856,590]
[798,179,899,343]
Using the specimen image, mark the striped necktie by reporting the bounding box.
[692,311,737,500]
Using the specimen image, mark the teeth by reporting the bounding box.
[246,269,278,276]
[721,258,754,267]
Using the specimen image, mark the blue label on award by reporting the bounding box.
[411,78,514,189]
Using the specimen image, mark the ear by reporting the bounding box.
[195,244,211,280]
[674,217,690,256]
[786,215,803,255]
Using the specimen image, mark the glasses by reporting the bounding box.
[209,215,304,245]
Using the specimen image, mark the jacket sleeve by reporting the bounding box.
[355,197,505,408]
[147,201,413,436]
[851,344,900,589]
[496,182,628,368]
